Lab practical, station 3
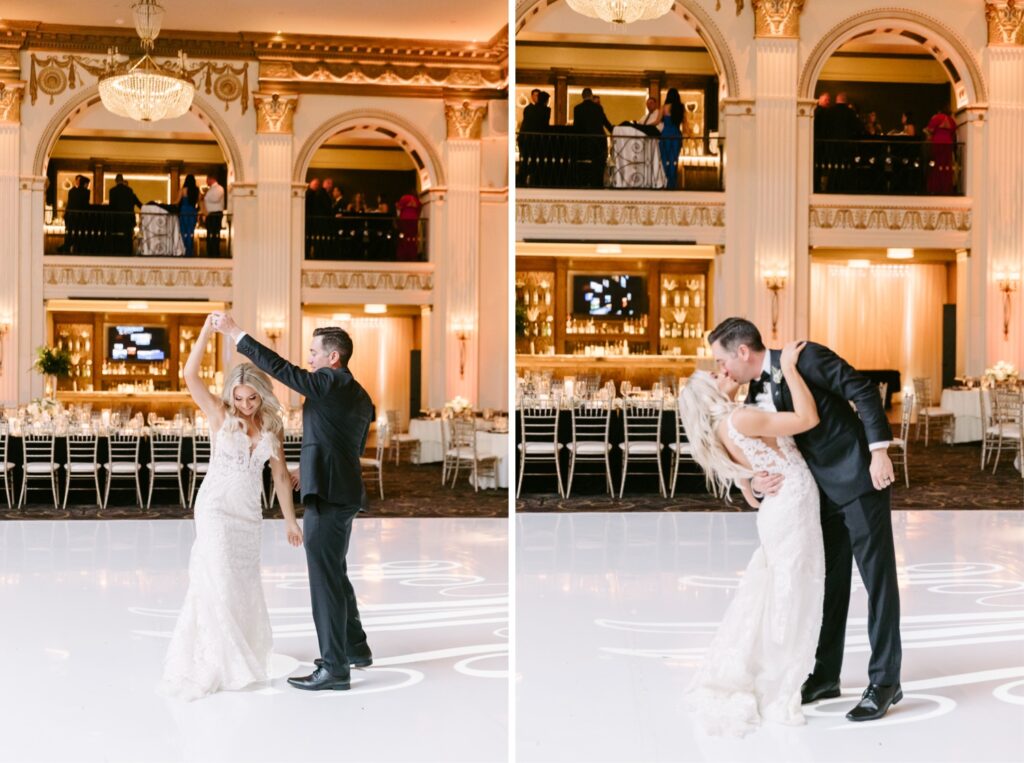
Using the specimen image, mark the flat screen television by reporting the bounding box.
[107,325,169,362]
[572,274,647,317]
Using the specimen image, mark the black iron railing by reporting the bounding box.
[304,215,427,262]
[44,207,231,258]
[516,129,724,191]
[813,138,964,196]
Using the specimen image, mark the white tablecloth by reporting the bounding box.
[406,418,508,489]
[138,204,185,256]
[609,125,666,189]
[939,388,987,443]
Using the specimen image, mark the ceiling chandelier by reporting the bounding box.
[98,0,194,122]
[565,0,675,25]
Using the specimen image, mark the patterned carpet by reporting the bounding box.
[0,458,508,520]
[516,442,1024,513]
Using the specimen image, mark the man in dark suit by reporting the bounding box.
[572,87,613,188]
[708,317,902,722]
[61,175,92,253]
[213,312,376,692]
[108,173,142,255]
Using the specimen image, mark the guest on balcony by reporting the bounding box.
[396,192,422,262]
[178,174,200,257]
[201,174,225,258]
[59,175,90,253]
[640,97,661,127]
[659,88,684,190]
[924,107,957,195]
[330,185,346,216]
[305,177,322,258]
[573,88,613,188]
[108,174,142,256]
[518,90,550,187]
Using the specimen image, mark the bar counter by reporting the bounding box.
[57,391,197,418]
[516,354,715,390]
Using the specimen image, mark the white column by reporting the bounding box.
[443,138,481,404]
[423,189,447,409]
[717,99,757,324]
[420,305,432,410]
[982,44,1024,369]
[752,37,799,344]
[794,98,816,339]
[959,108,989,376]
[0,122,18,403]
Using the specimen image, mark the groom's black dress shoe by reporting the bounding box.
[287,666,351,691]
[800,676,842,704]
[846,683,902,721]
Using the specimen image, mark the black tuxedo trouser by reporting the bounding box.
[302,496,368,676]
[813,487,902,685]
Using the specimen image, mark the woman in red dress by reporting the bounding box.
[396,193,422,261]
[924,107,957,195]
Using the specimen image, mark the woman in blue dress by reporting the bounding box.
[659,88,684,190]
[178,174,200,257]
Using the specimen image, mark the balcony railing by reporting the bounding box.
[516,129,724,191]
[814,138,964,196]
[305,215,427,262]
[44,206,231,258]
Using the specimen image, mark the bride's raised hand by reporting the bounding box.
[286,520,303,547]
[780,340,807,368]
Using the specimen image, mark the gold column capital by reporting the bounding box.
[753,0,805,39]
[444,100,487,140]
[254,92,298,135]
[986,1,1024,46]
[0,81,24,125]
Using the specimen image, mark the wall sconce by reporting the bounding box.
[0,318,10,375]
[994,271,1020,340]
[263,320,284,351]
[763,270,788,339]
[452,320,472,379]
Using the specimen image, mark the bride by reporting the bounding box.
[678,341,825,736]
[159,314,303,701]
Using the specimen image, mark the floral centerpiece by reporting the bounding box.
[445,396,473,416]
[25,397,63,421]
[984,360,1018,386]
[33,346,72,400]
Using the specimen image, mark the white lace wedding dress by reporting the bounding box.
[685,409,825,736]
[158,421,277,701]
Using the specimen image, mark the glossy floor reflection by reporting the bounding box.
[517,511,1024,763]
[0,518,508,763]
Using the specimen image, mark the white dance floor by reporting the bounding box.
[0,517,508,763]
[517,511,1024,763]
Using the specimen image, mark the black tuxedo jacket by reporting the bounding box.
[746,342,891,506]
[66,186,90,211]
[108,183,142,212]
[573,100,613,135]
[520,103,551,133]
[237,334,375,509]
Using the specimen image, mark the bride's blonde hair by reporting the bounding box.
[219,363,283,438]
[678,371,753,501]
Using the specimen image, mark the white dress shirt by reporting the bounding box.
[203,182,225,213]
[758,351,888,450]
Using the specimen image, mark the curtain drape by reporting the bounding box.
[810,263,947,395]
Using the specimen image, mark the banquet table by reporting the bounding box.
[939,388,987,444]
[138,204,186,256]
[609,125,666,189]
[406,418,509,489]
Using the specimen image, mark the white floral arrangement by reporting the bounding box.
[445,396,472,415]
[26,398,62,421]
[984,360,1018,384]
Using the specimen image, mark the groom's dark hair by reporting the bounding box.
[314,326,353,367]
[707,317,766,353]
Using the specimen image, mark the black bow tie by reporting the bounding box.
[749,371,772,396]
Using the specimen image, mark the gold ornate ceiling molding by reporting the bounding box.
[27,53,250,113]
[254,92,298,134]
[986,1,1024,46]
[2,19,508,98]
[0,82,24,124]
[752,0,805,39]
[444,100,488,140]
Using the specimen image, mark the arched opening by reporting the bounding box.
[514,0,736,191]
[803,12,985,198]
[294,113,444,264]
[38,90,239,258]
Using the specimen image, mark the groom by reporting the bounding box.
[708,317,902,722]
[213,312,375,691]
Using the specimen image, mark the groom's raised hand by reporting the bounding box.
[211,311,242,341]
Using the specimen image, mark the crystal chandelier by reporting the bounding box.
[98,0,195,122]
[565,0,675,24]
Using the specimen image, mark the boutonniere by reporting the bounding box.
[771,366,783,385]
